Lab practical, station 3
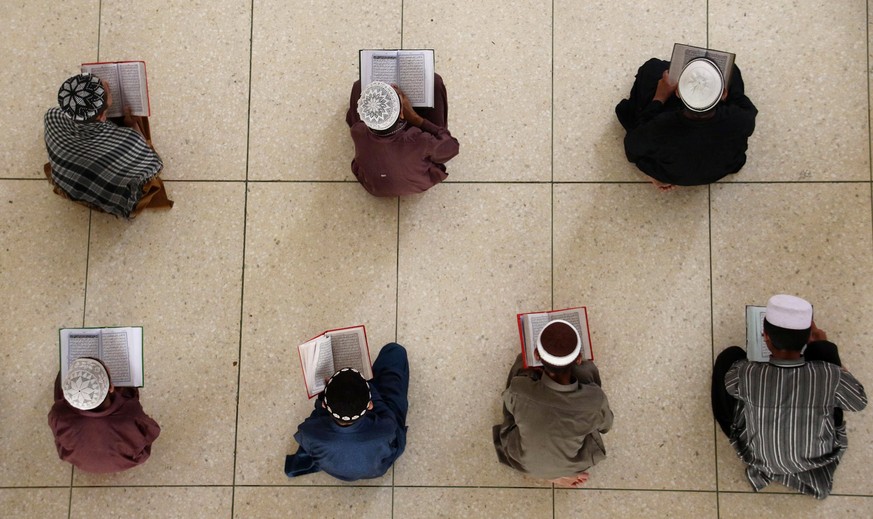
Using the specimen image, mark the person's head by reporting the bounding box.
[321,368,372,426]
[534,320,583,377]
[676,58,726,116]
[357,81,401,134]
[763,294,813,352]
[62,357,114,411]
[57,74,111,123]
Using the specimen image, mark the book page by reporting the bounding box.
[370,53,399,84]
[312,336,335,393]
[67,333,100,367]
[99,330,132,385]
[327,330,368,376]
[525,313,550,367]
[397,52,426,105]
[117,62,148,116]
[81,63,123,118]
[746,306,770,362]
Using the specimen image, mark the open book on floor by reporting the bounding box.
[745,305,770,362]
[297,325,373,398]
[81,60,151,118]
[517,306,593,368]
[359,49,435,107]
[59,326,144,387]
[667,43,735,87]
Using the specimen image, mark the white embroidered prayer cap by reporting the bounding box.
[535,319,582,367]
[677,58,724,112]
[765,294,813,330]
[62,358,110,411]
[357,81,401,131]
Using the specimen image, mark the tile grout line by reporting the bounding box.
[229,2,257,516]
[867,0,873,253]
[392,4,404,516]
[551,2,556,516]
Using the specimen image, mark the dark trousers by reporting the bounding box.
[347,74,449,129]
[711,342,843,437]
[372,342,410,427]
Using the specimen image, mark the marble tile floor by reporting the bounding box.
[1,1,871,518]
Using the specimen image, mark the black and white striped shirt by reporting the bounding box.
[44,107,162,217]
[726,347,867,499]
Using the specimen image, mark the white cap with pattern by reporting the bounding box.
[677,58,724,112]
[357,81,401,131]
[62,358,110,411]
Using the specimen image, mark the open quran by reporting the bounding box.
[59,326,144,387]
[745,305,770,362]
[359,49,435,107]
[81,60,151,118]
[667,43,735,87]
[516,306,593,368]
[297,325,373,398]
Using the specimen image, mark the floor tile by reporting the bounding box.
[403,1,552,182]
[0,1,99,179]
[248,1,401,181]
[393,184,552,486]
[393,488,552,519]
[0,488,70,519]
[233,487,392,518]
[0,181,89,486]
[710,183,873,493]
[553,184,715,490]
[556,489,717,519]
[718,493,873,518]
[98,1,251,180]
[70,487,231,519]
[74,182,245,485]
[553,0,705,182]
[235,183,398,485]
[710,0,870,181]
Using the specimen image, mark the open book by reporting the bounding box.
[745,305,770,362]
[81,60,151,118]
[59,327,144,387]
[297,325,373,398]
[360,49,435,108]
[517,306,593,368]
[667,43,735,87]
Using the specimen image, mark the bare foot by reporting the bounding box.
[650,178,676,191]
[549,472,590,488]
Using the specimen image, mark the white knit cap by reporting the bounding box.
[765,294,813,330]
[677,58,724,112]
[535,319,582,367]
[62,358,110,410]
[357,81,401,131]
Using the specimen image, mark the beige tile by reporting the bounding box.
[711,183,873,493]
[71,487,231,519]
[233,487,392,519]
[393,488,552,519]
[0,488,70,519]
[0,181,89,486]
[393,184,552,486]
[98,1,251,180]
[554,0,704,181]
[556,489,717,518]
[74,182,245,485]
[248,1,400,181]
[403,1,552,182]
[710,1,869,181]
[553,184,715,490]
[235,183,398,485]
[0,1,99,178]
[719,493,873,518]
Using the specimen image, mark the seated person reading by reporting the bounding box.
[285,343,409,481]
[615,57,757,190]
[493,320,614,488]
[44,73,172,218]
[712,295,867,499]
[48,358,161,473]
[346,78,459,197]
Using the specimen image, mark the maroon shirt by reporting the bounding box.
[48,383,161,473]
[346,77,459,197]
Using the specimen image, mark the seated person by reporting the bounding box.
[615,57,758,190]
[493,320,614,488]
[346,77,459,196]
[712,295,867,499]
[44,73,172,217]
[48,358,161,473]
[285,342,409,481]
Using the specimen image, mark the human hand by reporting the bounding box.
[393,85,424,127]
[653,70,677,103]
[808,320,827,343]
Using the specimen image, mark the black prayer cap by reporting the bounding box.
[323,368,371,422]
[58,73,106,122]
